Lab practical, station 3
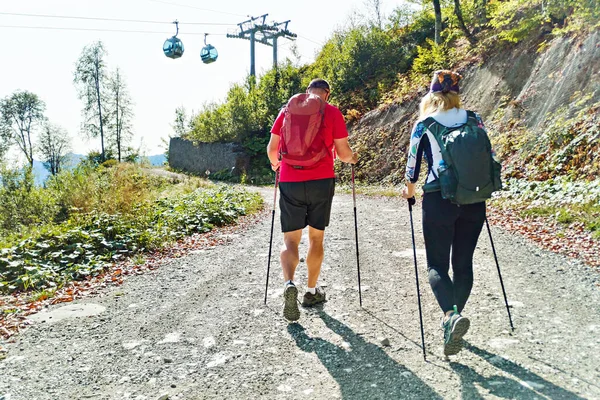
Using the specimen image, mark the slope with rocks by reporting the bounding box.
[346,30,600,184]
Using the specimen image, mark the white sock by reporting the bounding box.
[307,287,316,295]
[284,280,294,288]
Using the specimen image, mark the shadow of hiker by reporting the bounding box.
[287,311,443,400]
[449,341,586,400]
[362,308,439,360]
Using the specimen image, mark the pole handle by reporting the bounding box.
[407,196,416,211]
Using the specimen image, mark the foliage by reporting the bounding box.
[410,38,455,82]
[0,186,262,293]
[307,15,434,114]
[0,163,167,238]
[183,62,303,179]
[492,100,600,182]
[172,106,189,137]
[0,167,57,233]
[493,177,600,239]
[0,90,46,167]
[489,0,600,43]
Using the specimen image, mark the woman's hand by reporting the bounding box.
[401,183,416,199]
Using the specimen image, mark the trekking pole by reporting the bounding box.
[408,196,427,361]
[264,169,280,305]
[351,165,362,307]
[485,217,515,331]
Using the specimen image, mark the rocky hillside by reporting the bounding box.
[347,29,600,184]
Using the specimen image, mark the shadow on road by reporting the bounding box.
[362,308,439,360]
[287,311,443,400]
[449,341,585,400]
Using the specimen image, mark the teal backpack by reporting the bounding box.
[422,111,502,205]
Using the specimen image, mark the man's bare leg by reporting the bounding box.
[281,230,302,282]
[306,227,325,288]
[281,229,302,321]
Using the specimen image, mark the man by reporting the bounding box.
[267,78,358,321]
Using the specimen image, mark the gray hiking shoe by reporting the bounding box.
[283,283,300,321]
[302,287,326,307]
[443,312,470,356]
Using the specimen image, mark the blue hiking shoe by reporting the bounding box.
[442,311,470,356]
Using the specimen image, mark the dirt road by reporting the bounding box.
[1,188,599,399]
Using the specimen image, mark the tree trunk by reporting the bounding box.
[116,89,121,162]
[433,0,442,44]
[454,0,475,44]
[95,53,105,162]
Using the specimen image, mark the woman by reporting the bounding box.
[401,70,488,356]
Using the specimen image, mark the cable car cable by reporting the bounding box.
[144,0,246,18]
[297,35,323,46]
[0,25,228,35]
[0,11,236,26]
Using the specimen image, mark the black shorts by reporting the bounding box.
[279,178,335,232]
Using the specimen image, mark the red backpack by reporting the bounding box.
[279,93,328,168]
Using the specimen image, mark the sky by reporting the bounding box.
[0,0,408,158]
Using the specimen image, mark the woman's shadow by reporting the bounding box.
[287,311,442,400]
[450,341,587,400]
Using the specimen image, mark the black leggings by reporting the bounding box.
[422,191,486,314]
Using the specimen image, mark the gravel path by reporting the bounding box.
[1,188,599,400]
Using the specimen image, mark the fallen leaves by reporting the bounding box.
[488,205,600,268]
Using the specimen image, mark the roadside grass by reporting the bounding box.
[514,203,600,232]
[491,177,600,239]
[0,165,263,295]
[336,183,401,197]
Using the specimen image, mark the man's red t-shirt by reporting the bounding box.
[271,103,349,182]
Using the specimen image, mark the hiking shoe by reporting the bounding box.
[442,312,470,356]
[283,283,300,322]
[302,287,326,307]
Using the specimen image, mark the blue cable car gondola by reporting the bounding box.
[200,34,218,64]
[163,20,184,59]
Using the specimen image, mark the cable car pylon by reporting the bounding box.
[226,15,297,76]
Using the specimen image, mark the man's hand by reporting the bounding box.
[348,152,359,164]
[270,160,280,172]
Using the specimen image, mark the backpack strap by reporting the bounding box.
[422,117,446,150]
[422,117,451,169]
[466,110,478,124]
[418,118,443,180]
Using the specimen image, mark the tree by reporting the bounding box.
[0,90,46,167]
[107,67,134,162]
[364,0,384,29]
[38,123,71,175]
[74,41,109,162]
[433,0,442,44]
[0,122,11,162]
[172,106,189,137]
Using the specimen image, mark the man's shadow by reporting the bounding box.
[287,311,442,400]
[450,341,586,400]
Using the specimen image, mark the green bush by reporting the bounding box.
[0,168,58,233]
[410,39,455,82]
[489,0,600,43]
[0,186,262,293]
